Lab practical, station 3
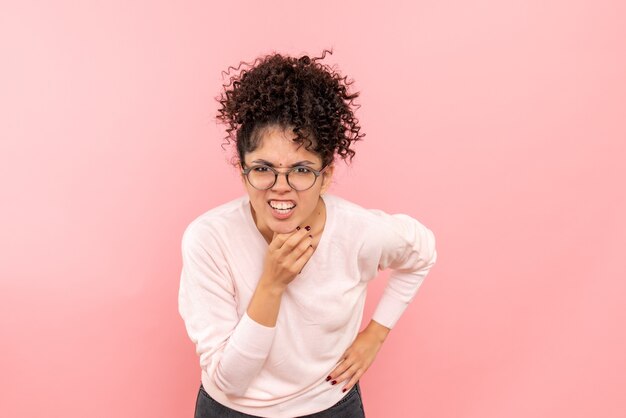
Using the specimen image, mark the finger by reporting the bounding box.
[292,243,315,274]
[277,226,312,253]
[342,372,363,393]
[287,233,314,262]
[268,232,288,250]
[269,227,303,250]
[328,358,352,382]
[334,362,359,385]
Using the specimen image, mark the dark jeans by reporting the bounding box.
[194,381,366,418]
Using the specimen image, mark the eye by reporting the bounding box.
[252,165,271,173]
[293,166,312,174]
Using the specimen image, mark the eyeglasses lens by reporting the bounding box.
[248,167,316,191]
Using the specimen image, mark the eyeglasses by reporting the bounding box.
[241,164,328,191]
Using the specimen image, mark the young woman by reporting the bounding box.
[179,50,438,418]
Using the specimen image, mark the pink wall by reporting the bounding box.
[1,1,625,417]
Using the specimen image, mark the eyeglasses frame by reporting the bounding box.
[241,163,329,191]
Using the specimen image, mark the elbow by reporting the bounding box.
[212,365,249,398]
[425,228,437,267]
[204,337,271,398]
[216,380,247,398]
[428,246,437,267]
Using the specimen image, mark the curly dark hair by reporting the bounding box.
[215,48,365,169]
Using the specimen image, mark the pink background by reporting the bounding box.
[1,1,625,417]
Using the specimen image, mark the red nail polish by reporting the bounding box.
[331,380,337,385]
[305,225,311,231]
[342,388,347,393]
[326,376,331,381]
[296,226,301,230]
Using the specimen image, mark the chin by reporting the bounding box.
[268,219,298,235]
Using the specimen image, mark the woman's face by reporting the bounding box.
[241,126,334,239]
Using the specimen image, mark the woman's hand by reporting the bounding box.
[248,226,315,327]
[261,225,315,290]
[326,321,390,392]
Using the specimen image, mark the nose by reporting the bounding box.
[271,171,292,192]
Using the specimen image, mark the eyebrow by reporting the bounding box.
[251,159,316,167]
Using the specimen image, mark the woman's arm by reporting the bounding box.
[247,227,315,327]
[363,319,391,342]
[178,223,315,398]
[327,211,437,392]
[178,225,278,398]
[246,277,285,327]
[371,211,438,330]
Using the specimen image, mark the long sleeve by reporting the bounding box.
[370,211,438,329]
[178,223,276,397]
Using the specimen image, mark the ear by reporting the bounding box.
[319,163,335,194]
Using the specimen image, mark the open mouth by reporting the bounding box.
[268,200,296,215]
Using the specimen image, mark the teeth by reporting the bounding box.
[269,200,295,210]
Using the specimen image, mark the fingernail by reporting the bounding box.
[326,376,331,381]
[331,380,337,385]
[296,226,301,230]
[342,388,347,393]
[305,225,311,231]
[309,235,313,238]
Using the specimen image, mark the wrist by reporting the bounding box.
[259,276,287,295]
[365,319,390,343]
